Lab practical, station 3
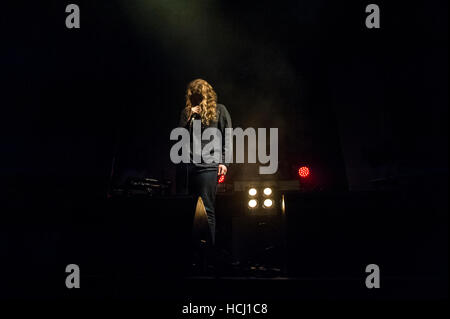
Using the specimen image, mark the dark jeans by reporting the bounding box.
[186,165,218,245]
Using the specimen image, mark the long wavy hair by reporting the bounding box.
[184,79,217,125]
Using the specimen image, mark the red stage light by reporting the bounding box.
[218,174,225,183]
[298,166,310,178]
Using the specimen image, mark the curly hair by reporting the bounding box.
[184,78,217,126]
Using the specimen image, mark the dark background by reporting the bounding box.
[2,0,448,191]
[0,0,447,301]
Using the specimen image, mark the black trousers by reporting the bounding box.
[186,165,218,245]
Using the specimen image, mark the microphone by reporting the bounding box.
[189,108,201,128]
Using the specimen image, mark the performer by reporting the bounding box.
[178,78,232,245]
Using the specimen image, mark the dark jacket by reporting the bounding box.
[178,104,232,170]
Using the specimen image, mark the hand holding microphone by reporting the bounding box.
[189,105,202,125]
[190,105,201,116]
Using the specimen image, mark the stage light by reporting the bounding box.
[263,187,272,196]
[263,199,273,208]
[248,188,257,196]
[218,174,225,184]
[248,199,258,208]
[298,166,310,178]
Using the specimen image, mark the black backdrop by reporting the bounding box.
[4,0,447,194]
[0,0,448,302]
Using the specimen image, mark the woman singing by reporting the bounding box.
[178,79,232,246]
